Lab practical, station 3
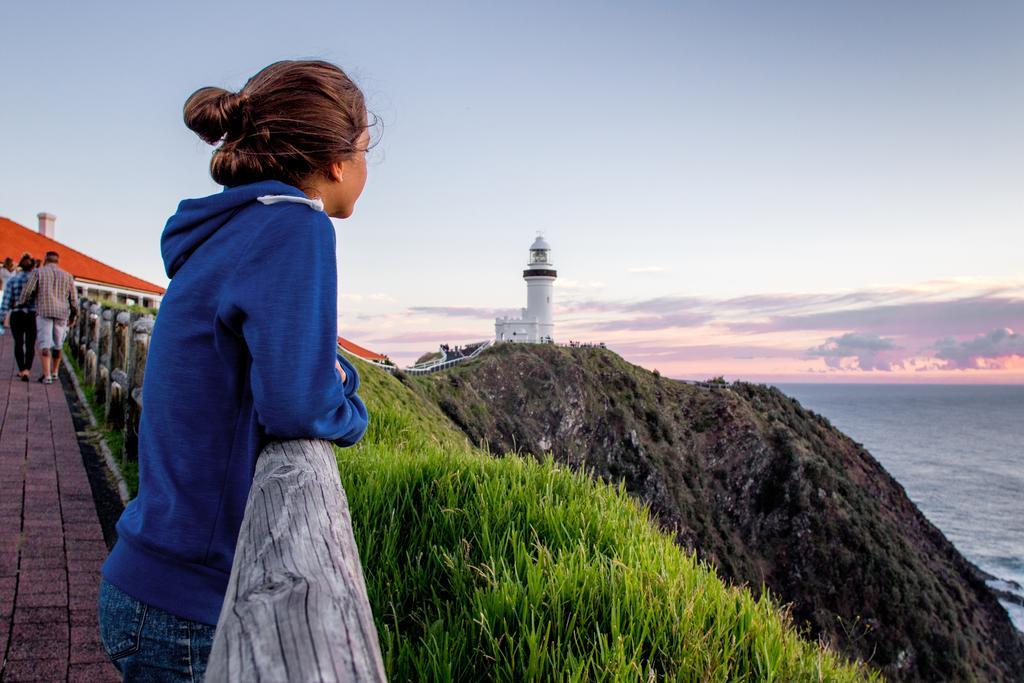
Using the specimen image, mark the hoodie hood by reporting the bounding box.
[161,180,308,279]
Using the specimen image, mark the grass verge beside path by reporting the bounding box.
[64,343,137,498]
[338,355,880,682]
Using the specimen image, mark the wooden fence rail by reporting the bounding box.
[206,440,387,682]
[68,297,386,681]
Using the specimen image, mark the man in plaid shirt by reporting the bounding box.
[19,250,78,384]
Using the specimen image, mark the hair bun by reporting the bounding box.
[183,61,368,187]
[183,86,246,145]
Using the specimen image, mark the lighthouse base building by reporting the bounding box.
[494,308,545,344]
[495,235,557,344]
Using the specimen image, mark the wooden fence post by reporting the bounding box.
[124,315,154,461]
[111,311,130,376]
[96,308,114,408]
[107,311,132,428]
[206,440,386,682]
[108,370,129,431]
[70,297,81,357]
[84,303,102,387]
[76,298,90,364]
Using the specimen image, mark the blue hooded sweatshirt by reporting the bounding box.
[102,180,369,625]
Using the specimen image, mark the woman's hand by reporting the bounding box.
[335,358,347,384]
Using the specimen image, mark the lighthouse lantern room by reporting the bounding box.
[495,235,557,344]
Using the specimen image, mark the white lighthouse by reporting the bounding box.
[495,235,557,344]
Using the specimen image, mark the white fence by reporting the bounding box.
[359,339,495,376]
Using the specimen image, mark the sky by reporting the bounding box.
[2,1,1022,382]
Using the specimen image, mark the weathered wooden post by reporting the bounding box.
[76,298,90,364]
[108,370,129,430]
[207,440,386,683]
[125,311,141,381]
[84,303,102,387]
[96,308,114,408]
[106,311,132,428]
[69,297,80,355]
[111,311,130,376]
[124,315,154,461]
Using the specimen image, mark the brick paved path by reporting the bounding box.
[0,333,118,682]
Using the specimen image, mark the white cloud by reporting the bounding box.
[339,292,396,303]
[557,279,606,290]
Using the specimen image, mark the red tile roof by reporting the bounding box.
[0,216,165,295]
[338,336,388,362]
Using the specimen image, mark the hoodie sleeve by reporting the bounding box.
[336,352,361,397]
[225,206,368,447]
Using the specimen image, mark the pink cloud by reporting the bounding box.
[935,328,1024,369]
[729,297,1024,339]
[608,341,799,361]
[805,332,905,371]
[589,312,712,331]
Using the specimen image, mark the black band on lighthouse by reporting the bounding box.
[523,269,557,278]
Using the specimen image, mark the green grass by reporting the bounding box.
[337,356,879,682]
[65,344,876,679]
[64,343,138,498]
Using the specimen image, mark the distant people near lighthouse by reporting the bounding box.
[495,234,557,344]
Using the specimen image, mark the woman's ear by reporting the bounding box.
[328,161,345,184]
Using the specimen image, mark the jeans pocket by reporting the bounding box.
[98,579,149,661]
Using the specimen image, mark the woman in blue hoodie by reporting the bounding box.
[98,60,371,681]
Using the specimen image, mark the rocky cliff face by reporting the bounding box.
[405,343,1024,682]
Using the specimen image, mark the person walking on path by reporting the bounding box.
[0,256,16,291]
[18,250,78,384]
[0,257,15,335]
[98,60,372,681]
[1,253,38,380]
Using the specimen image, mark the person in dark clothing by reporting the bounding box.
[0,253,37,380]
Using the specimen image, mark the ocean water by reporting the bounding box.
[775,384,1024,632]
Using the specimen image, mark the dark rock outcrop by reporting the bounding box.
[407,343,1024,682]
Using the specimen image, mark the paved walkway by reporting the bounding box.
[0,333,118,681]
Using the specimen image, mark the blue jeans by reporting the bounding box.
[98,578,217,682]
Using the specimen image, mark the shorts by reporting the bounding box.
[35,316,67,351]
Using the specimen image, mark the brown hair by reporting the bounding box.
[184,60,370,188]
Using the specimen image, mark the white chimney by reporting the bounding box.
[37,213,56,239]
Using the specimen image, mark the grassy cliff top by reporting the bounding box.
[393,342,1024,682]
[338,352,877,681]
